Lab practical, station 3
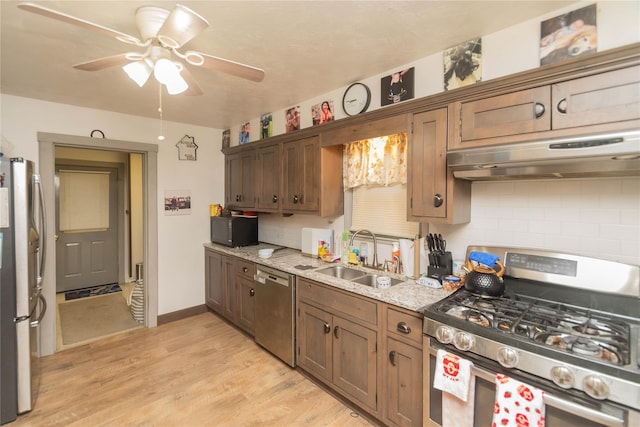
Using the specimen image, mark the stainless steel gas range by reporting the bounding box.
[422,246,639,427]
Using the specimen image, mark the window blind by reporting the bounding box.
[350,184,419,239]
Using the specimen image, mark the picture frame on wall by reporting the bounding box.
[260,113,273,139]
[239,122,250,144]
[285,106,300,133]
[222,129,230,149]
[540,4,597,66]
[312,100,335,125]
[176,135,198,160]
[164,190,191,215]
[443,38,482,91]
[381,67,415,106]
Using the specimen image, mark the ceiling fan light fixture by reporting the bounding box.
[157,5,209,49]
[153,58,179,85]
[166,74,188,95]
[122,61,152,87]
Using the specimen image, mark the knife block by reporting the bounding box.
[427,251,452,280]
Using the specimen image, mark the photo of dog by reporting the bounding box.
[540,4,597,66]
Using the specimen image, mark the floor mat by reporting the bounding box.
[64,284,121,301]
[58,293,141,346]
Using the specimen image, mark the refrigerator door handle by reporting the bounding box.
[30,294,46,327]
[33,174,46,287]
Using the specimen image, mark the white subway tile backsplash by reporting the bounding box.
[580,209,621,224]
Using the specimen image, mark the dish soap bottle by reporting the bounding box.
[341,231,350,265]
[391,242,401,273]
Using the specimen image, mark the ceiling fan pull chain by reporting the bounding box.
[158,84,165,141]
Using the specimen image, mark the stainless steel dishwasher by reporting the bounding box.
[253,265,296,367]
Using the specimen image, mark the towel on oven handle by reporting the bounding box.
[433,349,473,402]
[492,373,545,427]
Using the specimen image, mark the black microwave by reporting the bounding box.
[210,216,258,247]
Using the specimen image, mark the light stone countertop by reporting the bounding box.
[204,242,450,313]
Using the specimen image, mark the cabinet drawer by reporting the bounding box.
[386,307,422,345]
[298,279,378,327]
[235,259,255,280]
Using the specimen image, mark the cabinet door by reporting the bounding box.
[297,302,333,383]
[255,144,281,212]
[225,151,255,208]
[282,136,320,212]
[204,249,223,312]
[451,86,551,149]
[332,316,378,411]
[235,275,256,335]
[221,256,235,321]
[408,108,449,220]
[552,65,640,130]
[385,337,422,427]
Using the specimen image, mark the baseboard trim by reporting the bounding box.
[157,304,207,325]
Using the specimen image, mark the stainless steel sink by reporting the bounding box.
[316,265,367,280]
[351,274,403,288]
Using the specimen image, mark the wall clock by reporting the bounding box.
[342,82,371,116]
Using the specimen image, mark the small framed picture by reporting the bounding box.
[285,106,300,133]
[312,100,335,125]
[260,113,273,139]
[164,190,191,215]
[540,4,597,66]
[239,122,250,144]
[222,129,230,149]
[444,38,482,91]
[381,67,415,106]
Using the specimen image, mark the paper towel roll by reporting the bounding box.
[399,239,414,277]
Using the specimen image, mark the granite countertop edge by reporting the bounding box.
[204,242,449,312]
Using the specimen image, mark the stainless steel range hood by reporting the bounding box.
[447,130,640,180]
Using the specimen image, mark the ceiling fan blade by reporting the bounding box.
[157,4,209,49]
[18,2,141,45]
[73,54,134,71]
[180,67,203,96]
[193,52,265,83]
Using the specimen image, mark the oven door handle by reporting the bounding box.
[428,346,626,427]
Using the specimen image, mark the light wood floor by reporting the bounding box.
[13,312,377,426]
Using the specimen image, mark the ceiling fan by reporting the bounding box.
[18,2,265,96]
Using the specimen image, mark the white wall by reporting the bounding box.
[0,95,224,315]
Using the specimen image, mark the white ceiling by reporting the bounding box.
[1,1,575,129]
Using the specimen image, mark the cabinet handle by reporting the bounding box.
[242,267,248,273]
[334,325,340,338]
[534,102,546,118]
[557,98,568,114]
[396,322,411,334]
[249,288,255,297]
[293,195,299,204]
[299,194,304,204]
[433,194,443,208]
[235,194,241,202]
[272,195,278,203]
[323,322,331,334]
[389,350,397,366]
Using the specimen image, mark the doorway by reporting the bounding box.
[38,133,159,357]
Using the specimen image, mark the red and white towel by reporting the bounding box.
[433,349,475,427]
[492,374,545,427]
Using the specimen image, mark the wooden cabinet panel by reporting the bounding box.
[222,256,235,321]
[386,307,423,345]
[204,249,223,312]
[333,316,378,411]
[385,337,423,427]
[255,144,281,212]
[552,65,640,129]
[225,151,255,209]
[282,136,320,212]
[408,108,470,224]
[297,302,333,382]
[235,275,255,335]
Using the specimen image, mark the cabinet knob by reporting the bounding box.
[249,288,255,297]
[433,194,443,208]
[389,350,397,366]
[557,98,568,114]
[242,267,248,273]
[396,322,411,334]
[293,195,299,204]
[235,194,241,202]
[323,322,331,334]
[272,195,278,203]
[334,325,340,338]
[534,102,546,118]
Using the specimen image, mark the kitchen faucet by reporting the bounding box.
[349,229,379,269]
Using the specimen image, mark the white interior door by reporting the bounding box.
[55,166,118,292]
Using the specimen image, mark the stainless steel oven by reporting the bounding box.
[422,246,640,427]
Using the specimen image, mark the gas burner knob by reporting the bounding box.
[453,332,475,351]
[550,366,574,389]
[435,326,455,344]
[497,347,518,368]
[583,375,610,400]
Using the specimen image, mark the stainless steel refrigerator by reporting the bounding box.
[0,158,47,424]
